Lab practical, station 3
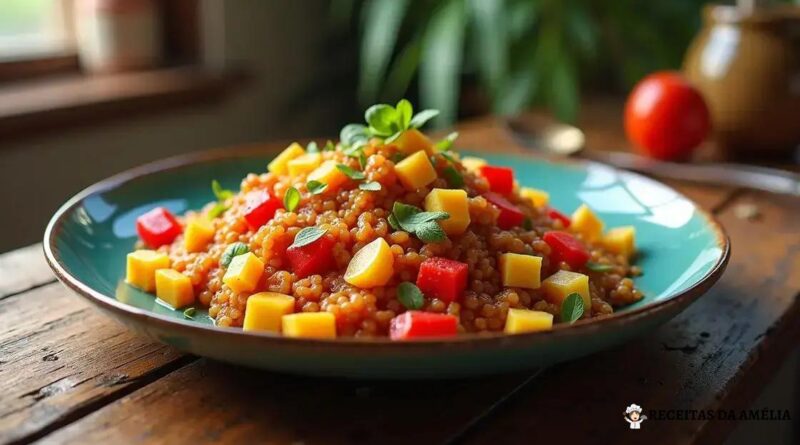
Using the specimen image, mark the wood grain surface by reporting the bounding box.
[0,106,797,445]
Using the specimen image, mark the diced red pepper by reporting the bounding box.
[547,208,571,228]
[543,231,590,269]
[478,165,514,195]
[390,311,458,340]
[416,257,468,303]
[244,190,282,231]
[483,192,525,229]
[136,207,182,248]
[286,235,335,278]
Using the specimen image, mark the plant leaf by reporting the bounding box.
[283,187,301,212]
[183,307,196,319]
[415,221,447,243]
[365,104,398,136]
[409,109,441,129]
[388,213,401,231]
[212,180,234,201]
[419,0,466,127]
[469,0,508,94]
[396,99,413,129]
[208,203,228,219]
[289,227,327,249]
[358,0,410,104]
[221,242,249,268]
[359,181,382,191]
[306,180,328,195]
[442,165,464,188]
[336,164,366,180]
[340,123,369,148]
[434,131,459,151]
[397,281,425,310]
[306,141,319,153]
[561,292,585,324]
[586,261,615,272]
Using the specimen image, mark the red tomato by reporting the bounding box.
[286,235,335,278]
[483,192,525,229]
[390,311,458,340]
[136,207,182,248]
[243,190,282,231]
[478,165,514,195]
[547,208,571,228]
[624,71,710,160]
[543,231,590,269]
[416,257,469,303]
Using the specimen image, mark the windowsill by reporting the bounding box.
[0,66,246,140]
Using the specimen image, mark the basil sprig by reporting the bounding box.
[397,282,425,310]
[561,293,585,323]
[221,242,249,268]
[208,180,236,218]
[389,202,449,243]
[289,227,327,249]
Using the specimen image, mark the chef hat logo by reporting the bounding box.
[626,404,643,414]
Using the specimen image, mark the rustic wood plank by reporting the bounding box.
[461,190,800,445]
[0,244,55,298]
[0,282,190,445]
[29,359,538,445]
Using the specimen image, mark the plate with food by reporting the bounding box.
[44,100,729,378]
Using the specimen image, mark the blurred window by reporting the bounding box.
[0,0,74,62]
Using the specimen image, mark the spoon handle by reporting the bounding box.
[583,150,800,197]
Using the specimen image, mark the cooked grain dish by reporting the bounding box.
[126,101,643,340]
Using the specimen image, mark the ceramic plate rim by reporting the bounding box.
[43,144,731,349]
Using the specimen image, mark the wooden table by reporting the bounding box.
[2,103,798,445]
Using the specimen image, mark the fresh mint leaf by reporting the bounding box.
[365,104,398,136]
[183,307,196,319]
[306,180,328,195]
[561,292,585,323]
[390,202,449,243]
[586,262,615,272]
[397,281,425,310]
[409,109,440,128]
[289,226,327,249]
[434,131,459,151]
[390,152,406,163]
[359,181,382,191]
[340,123,369,148]
[323,140,336,151]
[442,165,464,188]
[336,164,366,180]
[415,221,447,243]
[523,217,533,231]
[306,141,319,153]
[208,202,228,219]
[284,186,301,212]
[396,99,413,129]
[388,213,401,231]
[212,180,234,201]
[221,242,249,268]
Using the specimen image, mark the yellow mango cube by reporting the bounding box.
[460,156,487,172]
[267,142,305,175]
[243,292,295,333]
[155,269,195,308]
[499,253,542,289]
[394,128,433,154]
[223,252,265,293]
[520,187,550,208]
[344,238,394,288]
[287,152,322,177]
[126,250,170,292]
[571,204,604,242]
[504,309,554,334]
[394,150,437,190]
[424,188,470,235]
[542,270,591,312]
[603,226,636,258]
[184,218,215,253]
[307,160,348,192]
[282,312,337,339]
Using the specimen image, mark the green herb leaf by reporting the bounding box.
[358,151,368,170]
[208,202,228,219]
[523,217,533,231]
[183,307,196,319]
[336,164,366,180]
[409,109,440,128]
[365,104,398,136]
[221,242,249,268]
[306,180,328,195]
[390,152,406,163]
[439,150,458,163]
[289,226,327,249]
[284,187,301,212]
[323,140,336,151]
[415,221,447,243]
[434,131,459,151]
[306,141,319,153]
[212,180,234,201]
[442,165,464,187]
[359,181,382,191]
[561,292,585,324]
[396,99,413,129]
[586,262,615,272]
[397,281,425,310]
[388,213,401,231]
[340,123,370,149]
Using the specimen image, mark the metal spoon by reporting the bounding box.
[505,115,800,197]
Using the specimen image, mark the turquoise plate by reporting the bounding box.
[44,146,729,378]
